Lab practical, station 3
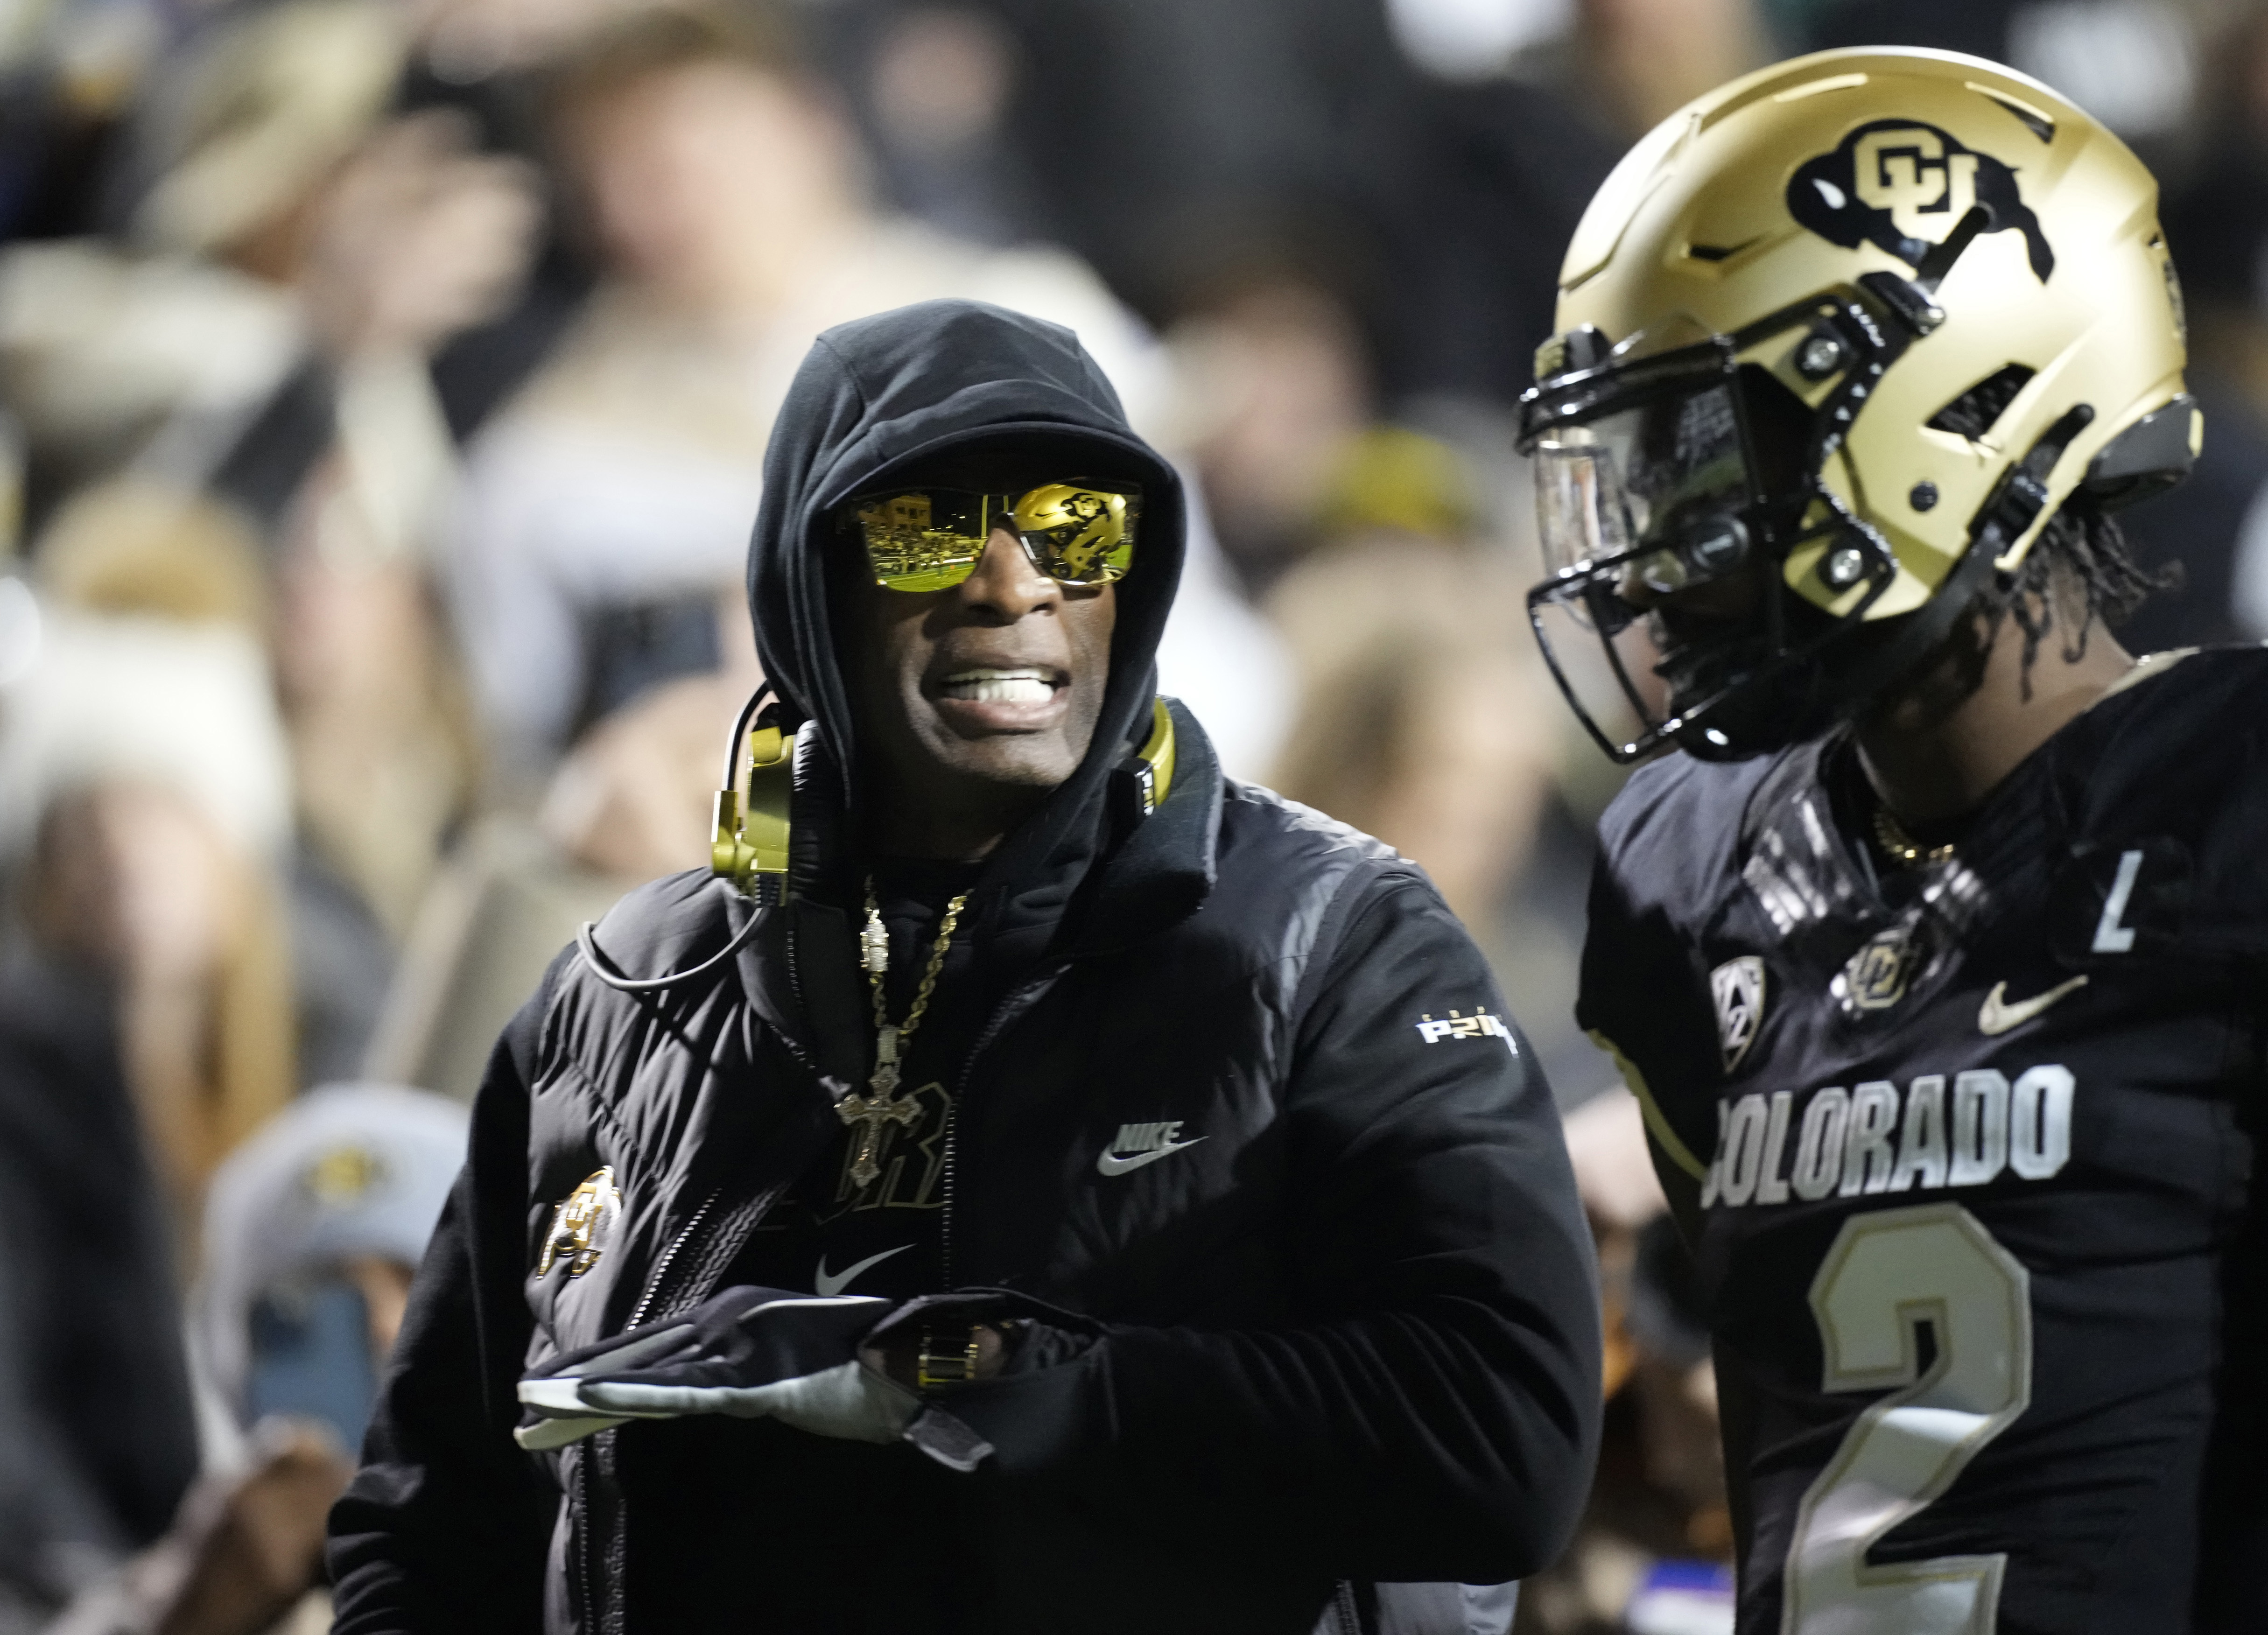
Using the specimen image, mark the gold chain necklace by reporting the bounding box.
[1870,803,1955,869]
[836,878,968,1189]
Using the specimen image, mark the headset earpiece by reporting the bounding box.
[712,705,796,893]
[1110,697,1178,830]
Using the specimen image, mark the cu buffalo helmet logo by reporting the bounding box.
[1788,120,2054,282]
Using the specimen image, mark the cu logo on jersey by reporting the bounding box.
[1832,925,1917,1017]
[1788,119,2055,282]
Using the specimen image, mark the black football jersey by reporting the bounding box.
[1579,647,2268,1635]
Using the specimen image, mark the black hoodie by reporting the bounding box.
[746,299,1193,1011]
[749,298,1180,787]
[330,301,1600,1635]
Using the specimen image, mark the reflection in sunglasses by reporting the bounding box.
[844,483,1139,591]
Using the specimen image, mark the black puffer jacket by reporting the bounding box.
[328,302,1600,1635]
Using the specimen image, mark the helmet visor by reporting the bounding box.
[1533,381,1755,598]
[1523,348,1804,761]
[1518,305,1914,763]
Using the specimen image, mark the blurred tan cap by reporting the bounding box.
[136,0,411,254]
[37,477,268,627]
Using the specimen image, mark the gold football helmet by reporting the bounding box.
[1520,47,2196,762]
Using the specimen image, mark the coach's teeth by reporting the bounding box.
[941,668,1054,702]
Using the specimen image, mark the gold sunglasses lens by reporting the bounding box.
[1009,484,1137,584]
[849,483,1140,589]
[854,492,985,590]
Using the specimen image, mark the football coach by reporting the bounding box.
[327,299,1601,1635]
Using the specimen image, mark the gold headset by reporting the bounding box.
[581,687,1179,991]
[708,689,1178,893]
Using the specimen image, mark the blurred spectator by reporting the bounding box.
[845,5,1039,247]
[1264,426,1558,929]
[0,6,538,989]
[359,815,629,1102]
[2,485,295,1221]
[45,1083,466,1635]
[0,0,407,514]
[960,0,1386,305]
[0,0,164,245]
[1352,75,1618,411]
[2155,4,2268,651]
[1519,0,1772,141]
[446,3,1163,787]
[535,586,765,881]
[44,1419,347,1635]
[0,0,542,609]
[23,782,291,1230]
[0,899,197,1628]
[133,0,539,527]
[850,0,1607,415]
[1166,272,1374,595]
[274,455,483,947]
[195,1084,466,1462]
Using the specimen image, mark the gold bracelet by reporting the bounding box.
[915,1324,983,1389]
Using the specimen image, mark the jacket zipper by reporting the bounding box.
[576,1454,597,1632]
[578,886,815,1625]
[940,969,1063,1289]
[628,1185,720,1328]
[626,909,822,1328]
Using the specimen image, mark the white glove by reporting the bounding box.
[515,1287,906,1451]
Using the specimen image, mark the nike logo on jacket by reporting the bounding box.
[814,1243,913,1295]
[1096,1121,1204,1176]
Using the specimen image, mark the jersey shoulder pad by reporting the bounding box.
[1595,746,1786,928]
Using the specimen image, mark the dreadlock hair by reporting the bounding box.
[1927,375,2177,699]
[1983,504,2171,698]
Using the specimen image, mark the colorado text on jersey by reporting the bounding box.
[1697,1066,2073,1209]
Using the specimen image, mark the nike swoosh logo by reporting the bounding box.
[1095,1138,1205,1177]
[1978,975,2088,1036]
[814,1243,912,1296]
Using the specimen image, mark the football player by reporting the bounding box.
[1523,46,2264,1634]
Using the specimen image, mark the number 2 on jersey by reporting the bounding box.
[1782,1203,2033,1635]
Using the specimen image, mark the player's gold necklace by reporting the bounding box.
[836,878,968,1189]
[1871,802,1955,869]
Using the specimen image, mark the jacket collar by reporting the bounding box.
[750,699,1223,1074]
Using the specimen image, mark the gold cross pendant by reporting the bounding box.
[839,1026,921,1187]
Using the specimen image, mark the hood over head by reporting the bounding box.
[746,299,1187,921]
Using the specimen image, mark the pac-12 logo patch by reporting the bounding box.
[1709,956,1767,1073]
[1788,120,2054,282]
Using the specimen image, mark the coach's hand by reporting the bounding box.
[515,1286,915,1451]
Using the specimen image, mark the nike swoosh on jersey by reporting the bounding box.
[1095,1138,1206,1177]
[814,1242,913,1296]
[1977,975,2089,1036]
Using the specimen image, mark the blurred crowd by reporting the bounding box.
[0,0,2265,1628]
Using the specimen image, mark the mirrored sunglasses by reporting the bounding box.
[841,482,1140,591]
